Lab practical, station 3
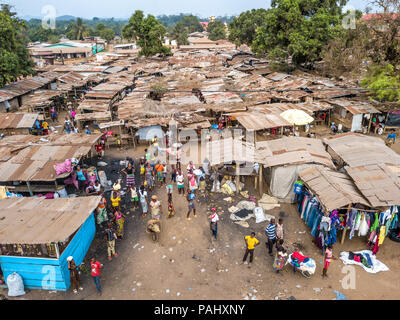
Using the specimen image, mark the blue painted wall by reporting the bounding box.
[0,213,96,291]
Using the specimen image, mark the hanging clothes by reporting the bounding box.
[378,226,386,245]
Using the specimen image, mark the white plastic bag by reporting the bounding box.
[254,207,267,223]
[7,272,25,297]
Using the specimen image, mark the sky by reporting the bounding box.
[2,0,373,19]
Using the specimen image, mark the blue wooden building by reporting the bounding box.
[0,196,100,291]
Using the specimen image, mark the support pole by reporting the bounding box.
[235,162,240,194]
[26,181,33,197]
[341,203,352,244]
[55,243,60,259]
[259,165,263,197]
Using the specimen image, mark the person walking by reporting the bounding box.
[67,256,83,293]
[242,232,260,268]
[110,191,121,212]
[96,192,108,227]
[167,194,175,218]
[209,208,219,240]
[149,195,162,220]
[322,244,335,278]
[187,190,196,221]
[50,107,57,122]
[276,218,284,245]
[176,169,185,195]
[76,166,87,193]
[121,161,135,190]
[114,209,126,239]
[90,257,102,296]
[145,162,155,191]
[265,218,277,256]
[130,186,139,209]
[105,224,118,261]
[138,185,148,218]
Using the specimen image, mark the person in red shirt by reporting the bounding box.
[90,257,102,296]
[96,143,104,159]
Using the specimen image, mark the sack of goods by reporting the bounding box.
[7,272,25,297]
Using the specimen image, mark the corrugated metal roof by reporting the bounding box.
[346,164,400,207]
[0,196,100,244]
[299,165,371,211]
[0,113,38,129]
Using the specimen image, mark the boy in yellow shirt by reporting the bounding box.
[110,192,121,211]
[242,232,260,268]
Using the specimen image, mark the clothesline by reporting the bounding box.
[337,206,381,213]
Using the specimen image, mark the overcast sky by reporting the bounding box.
[3,0,374,19]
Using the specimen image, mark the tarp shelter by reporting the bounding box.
[256,137,335,202]
[0,196,100,291]
[138,125,164,141]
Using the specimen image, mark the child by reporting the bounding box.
[130,186,139,209]
[322,244,334,278]
[167,195,175,218]
[140,158,146,176]
[276,218,284,245]
[110,191,121,212]
[162,164,167,184]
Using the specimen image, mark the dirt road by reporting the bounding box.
[3,145,400,300]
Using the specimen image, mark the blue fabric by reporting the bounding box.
[364,253,373,267]
[92,276,101,292]
[77,170,86,181]
[311,215,322,237]
[329,227,337,245]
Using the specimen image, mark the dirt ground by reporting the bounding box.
[3,136,400,301]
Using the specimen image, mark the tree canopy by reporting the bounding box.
[228,9,268,47]
[361,64,400,102]
[122,10,171,57]
[66,18,91,40]
[207,20,226,41]
[168,15,203,47]
[0,5,34,87]
[251,0,348,67]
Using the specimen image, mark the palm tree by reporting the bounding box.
[68,18,89,40]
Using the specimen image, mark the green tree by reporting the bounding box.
[122,10,171,57]
[179,15,203,33]
[252,0,347,67]
[228,9,268,47]
[94,23,115,41]
[207,20,226,41]
[169,22,189,46]
[0,4,34,87]
[361,64,400,102]
[66,17,90,40]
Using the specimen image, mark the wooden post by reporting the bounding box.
[55,243,60,259]
[341,203,352,244]
[259,165,263,197]
[328,109,331,127]
[26,181,33,197]
[367,114,372,134]
[235,163,240,194]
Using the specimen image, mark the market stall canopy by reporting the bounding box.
[345,164,400,207]
[299,166,371,212]
[0,113,39,130]
[0,196,100,245]
[280,109,314,125]
[229,111,292,131]
[256,137,335,168]
[323,133,400,168]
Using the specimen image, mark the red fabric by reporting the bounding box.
[91,261,101,277]
[292,251,307,262]
[96,144,104,152]
[372,237,380,255]
[354,255,361,262]
[324,260,331,270]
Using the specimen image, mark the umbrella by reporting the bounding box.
[280,109,314,126]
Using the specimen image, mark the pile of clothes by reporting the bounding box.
[340,250,389,274]
[348,251,373,269]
